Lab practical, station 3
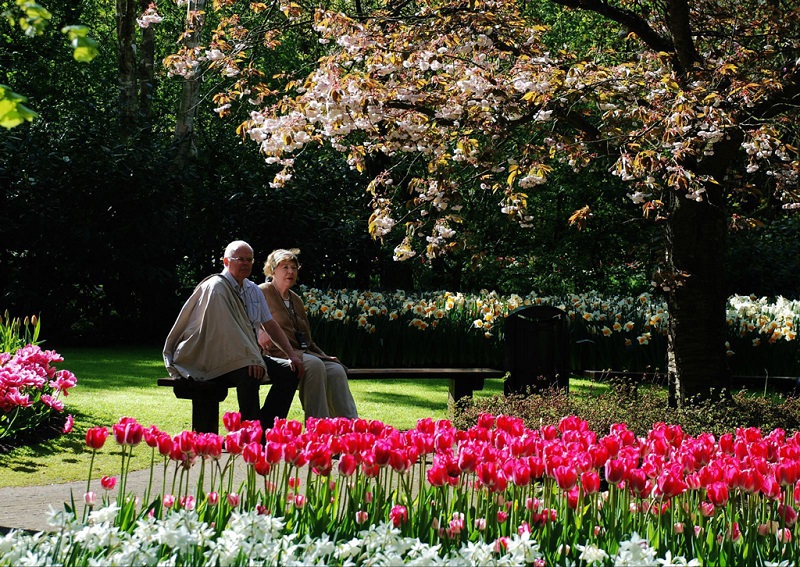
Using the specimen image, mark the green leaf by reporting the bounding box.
[0,84,38,129]
[62,25,99,62]
[72,36,99,62]
[15,0,51,36]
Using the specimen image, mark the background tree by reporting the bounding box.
[173,0,800,406]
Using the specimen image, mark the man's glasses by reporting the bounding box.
[228,256,255,263]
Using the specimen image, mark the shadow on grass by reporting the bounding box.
[355,379,453,413]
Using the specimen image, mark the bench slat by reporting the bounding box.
[346,368,505,379]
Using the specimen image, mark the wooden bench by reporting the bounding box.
[158,377,238,434]
[159,367,505,433]
[346,367,506,406]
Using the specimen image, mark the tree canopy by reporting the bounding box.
[162,0,800,405]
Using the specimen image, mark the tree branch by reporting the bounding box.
[548,0,680,69]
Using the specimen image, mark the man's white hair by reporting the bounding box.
[223,240,253,258]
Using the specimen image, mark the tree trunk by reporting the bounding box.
[173,0,205,170]
[665,186,731,407]
[116,0,139,133]
[665,132,743,407]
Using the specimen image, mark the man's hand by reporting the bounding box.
[289,355,305,378]
[248,364,265,380]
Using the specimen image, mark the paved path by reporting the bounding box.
[0,457,253,533]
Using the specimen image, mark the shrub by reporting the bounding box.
[455,380,800,437]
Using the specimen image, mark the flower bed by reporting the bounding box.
[302,287,800,376]
[0,314,76,444]
[1,413,798,565]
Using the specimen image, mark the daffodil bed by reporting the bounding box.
[303,288,800,377]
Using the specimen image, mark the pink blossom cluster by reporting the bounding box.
[0,344,76,416]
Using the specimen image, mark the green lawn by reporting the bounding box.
[0,346,507,488]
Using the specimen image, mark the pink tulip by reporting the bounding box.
[84,491,97,506]
[163,494,175,508]
[656,469,687,499]
[227,493,240,507]
[778,504,797,527]
[100,475,117,491]
[355,510,369,524]
[207,492,219,506]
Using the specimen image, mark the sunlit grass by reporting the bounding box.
[0,347,522,488]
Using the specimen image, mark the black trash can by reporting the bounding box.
[504,305,570,395]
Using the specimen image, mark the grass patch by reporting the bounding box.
[0,346,510,488]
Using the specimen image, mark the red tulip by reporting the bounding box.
[194,433,223,459]
[100,475,117,490]
[175,430,196,455]
[390,505,408,527]
[627,469,652,499]
[113,417,143,446]
[581,470,601,495]
[457,445,479,473]
[222,411,242,432]
[775,461,800,487]
[156,433,173,457]
[242,441,263,465]
[374,439,393,466]
[255,456,271,476]
[656,469,687,499]
[426,462,449,487]
[144,425,161,448]
[566,486,580,509]
[778,504,798,527]
[706,481,730,507]
[338,453,358,476]
[225,431,244,455]
[511,462,531,487]
[605,458,627,485]
[553,465,578,491]
[85,426,109,450]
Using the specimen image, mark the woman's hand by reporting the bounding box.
[257,327,274,351]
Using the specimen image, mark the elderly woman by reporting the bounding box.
[259,249,358,420]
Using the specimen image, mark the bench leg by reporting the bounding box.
[192,397,221,434]
[448,377,485,408]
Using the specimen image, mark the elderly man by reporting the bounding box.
[164,240,304,430]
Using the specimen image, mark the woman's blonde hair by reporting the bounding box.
[263,248,301,278]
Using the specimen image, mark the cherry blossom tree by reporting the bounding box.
[164,0,800,407]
